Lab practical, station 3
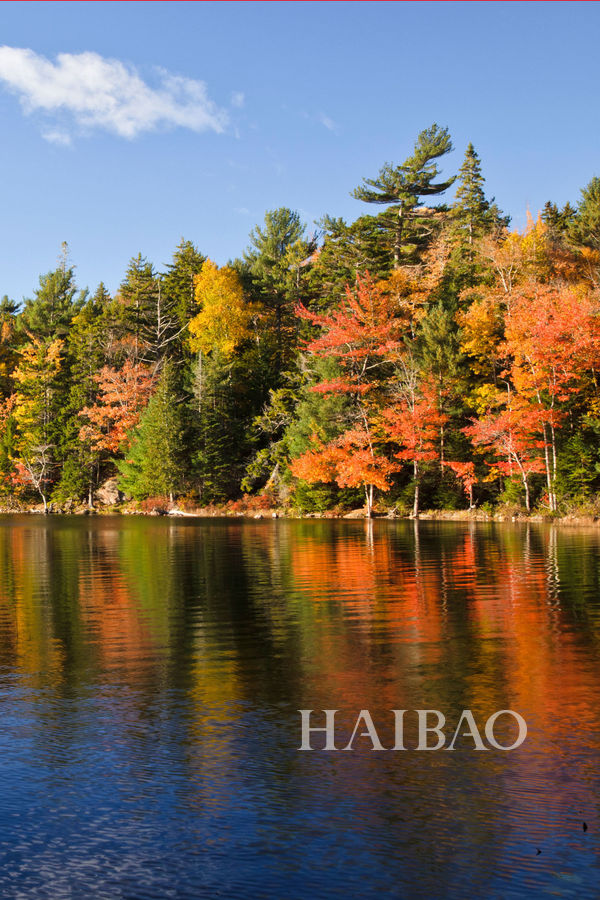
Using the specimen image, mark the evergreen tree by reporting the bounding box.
[243,208,313,372]
[309,213,394,307]
[53,283,112,505]
[284,356,357,510]
[0,296,19,398]
[445,143,508,290]
[415,303,466,480]
[569,176,600,250]
[451,144,501,246]
[20,244,85,340]
[117,253,180,366]
[160,238,206,331]
[541,200,577,235]
[117,360,186,501]
[191,351,247,502]
[352,124,455,267]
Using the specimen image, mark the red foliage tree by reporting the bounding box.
[79,359,156,456]
[464,396,546,512]
[380,369,447,517]
[293,273,403,515]
[444,461,477,509]
[503,282,600,510]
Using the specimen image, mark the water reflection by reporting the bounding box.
[0,515,598,897]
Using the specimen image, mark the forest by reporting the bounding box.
[1,123,600,517]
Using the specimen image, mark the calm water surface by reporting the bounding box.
[0,515,598,898]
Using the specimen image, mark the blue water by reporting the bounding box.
[0,515,598,897]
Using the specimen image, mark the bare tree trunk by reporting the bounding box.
[550,422,558,512]
[365,483,373,518]
[413,460,420,518]
[539,420,554,512]
[523,478,530,512]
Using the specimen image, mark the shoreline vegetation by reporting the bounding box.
[2,497,600,527]
[2,126,600,520]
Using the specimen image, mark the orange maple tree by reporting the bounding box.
[292,273,403,515]
[380,372,448,517]
[503,282,600,510]
[464,396,547,512]
[444,461,477,509]
[79,360,156,455]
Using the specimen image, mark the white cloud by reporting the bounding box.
[0,46,229,141]
[230,91,245,108]
[318,112,337,132]
[41,128,72,147]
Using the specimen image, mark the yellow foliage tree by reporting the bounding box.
[457,297,504,380]
[13,337,63,450]
[189,260,257,357]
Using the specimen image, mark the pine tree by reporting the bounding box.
[117,253,180,366]
[415,303,464,471]
[446,144,509,290]
[243,208,312,372]
[191,351,246,503]
[0,296,19,398]
[542,201,577,235]
[53,283,111,505]
[569,177,600,250]
[352,124,455,267]
[19,244,85,340]
[452,144,494,246]
[309,213,394,307]
[117,360,186,502]
[160,238,206,331]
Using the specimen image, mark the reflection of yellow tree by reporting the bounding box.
[0,526,65,685]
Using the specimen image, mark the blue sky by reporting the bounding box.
[0,1,598,303]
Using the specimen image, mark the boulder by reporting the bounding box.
[95,477,122,506]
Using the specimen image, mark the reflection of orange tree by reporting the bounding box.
[78,529,160,679]
[432,526,600,763]
[284,523,448,699]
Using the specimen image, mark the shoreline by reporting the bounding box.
[1,503,600,527]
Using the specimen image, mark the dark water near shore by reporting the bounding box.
[0,515,598,898]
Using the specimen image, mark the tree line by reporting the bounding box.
[1,124,600,516]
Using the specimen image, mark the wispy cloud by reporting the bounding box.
[0,46,229,142]
[41,128,72,147]
[230,91,245,109]
[318,112,338,133]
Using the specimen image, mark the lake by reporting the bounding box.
[0,515,598,898]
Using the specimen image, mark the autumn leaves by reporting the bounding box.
[291,217,600,517]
